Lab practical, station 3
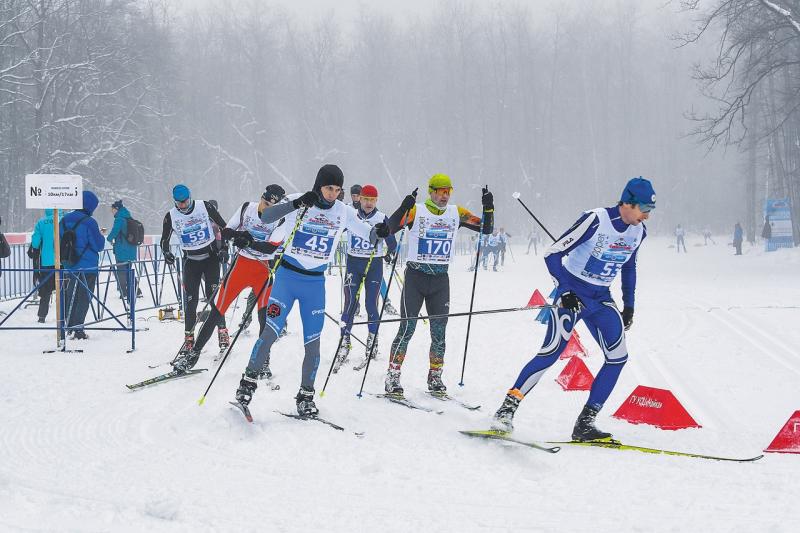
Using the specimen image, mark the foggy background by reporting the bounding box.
[2,0,798,242]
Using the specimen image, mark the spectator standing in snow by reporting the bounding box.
[60,191,106,339]
[30,209,63,322]
[106,200,139,303]
[733,222,743,255]
[675,224,687,253]
[526,230,540,255]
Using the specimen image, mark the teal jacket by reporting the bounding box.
[31,209,62,267]
[107,206,137,262]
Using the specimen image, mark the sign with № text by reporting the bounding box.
[25,174,83,210]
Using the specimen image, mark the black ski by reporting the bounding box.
[126,368,207,390]
[460,430,561,453]
[369,392,443,414]
[545,439,764,462]
[229,400,253,423]
[427,391,481,410]
[275,410,354,432]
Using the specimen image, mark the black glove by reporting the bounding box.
[622,307,634,331]
[383,251,395,264]
[221,227,236,241]
[399,188,419,213]
[219,247,230,264]
[481,186,494,210]
[374,222,390,239]
[163,251,176,266]
[559,290,583,314]
[27,246,36,259]
[232,231,253,249]
[293,191,319,209]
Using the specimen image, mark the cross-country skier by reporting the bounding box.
[383,174,494,395]
[171,185,288,372]
[336,184,398,368]
[491,177,655,442]
[234,165,390,416]
[160,185,230,358]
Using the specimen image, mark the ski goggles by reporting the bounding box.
[638,203,655,213]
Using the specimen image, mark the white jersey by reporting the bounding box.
[227,202,286,261]
[563,208,644,286]
[487,234,501,247]
[406,203,459,264]
[169,201,216,251]
[347,209,388,258]
[283,195,374,270]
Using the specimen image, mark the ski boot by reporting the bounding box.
[172,333,198,373]
[491,390,523,432]
[384,301,399,316]
[279,327,288,338]
[427,368,446,393]
[365,332,379,360]
[256,359,272,381]
[572,404,612,442]
[295,386,319,417]
[384,368,404,396]
[235,370,259,405]
[72,330,89,340]
[217,327,230,352]
[336,335,352,366]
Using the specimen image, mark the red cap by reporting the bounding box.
[360,184,378,198]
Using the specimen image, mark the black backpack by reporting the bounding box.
[126,218,145,245]
[60,215,88,265]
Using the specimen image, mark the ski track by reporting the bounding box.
[1,238,799,531]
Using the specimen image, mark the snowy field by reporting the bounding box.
[1,236,799,532]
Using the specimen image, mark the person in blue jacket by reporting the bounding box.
[491,177,655,442]
[107,200,139,302]
[30,209,62,322]
[60,191,105,339]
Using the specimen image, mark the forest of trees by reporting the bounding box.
[1,0,797,244]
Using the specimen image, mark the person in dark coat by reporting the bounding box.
[733,222,743,255]
[60,191,105,339]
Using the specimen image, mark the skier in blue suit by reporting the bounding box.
[491,177,655,442]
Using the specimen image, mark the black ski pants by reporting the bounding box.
[182,255,226,333]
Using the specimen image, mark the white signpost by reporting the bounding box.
[25,174,83,348]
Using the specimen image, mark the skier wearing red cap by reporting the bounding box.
[336,184,398,369]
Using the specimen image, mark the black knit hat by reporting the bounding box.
[350,184,362,195]
[313,164,344,193]
[263,184,286,203]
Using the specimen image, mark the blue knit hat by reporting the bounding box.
[172,184,191,202]
[620,177,656,211]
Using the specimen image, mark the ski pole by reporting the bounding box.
[320,248,378,395]
[198,206,309,405]
[512,192,556,242]
[324,312,368,348]
[458,197,487,387]
[357,206,413,398]
[351,303,558,326]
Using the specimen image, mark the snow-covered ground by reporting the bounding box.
[1,236,798,532]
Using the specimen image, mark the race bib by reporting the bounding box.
[180,225,212,246]
[292,225,335,259]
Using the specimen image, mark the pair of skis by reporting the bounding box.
[460,430,764,462]
[368,391,481,413]
[227,400,357,434]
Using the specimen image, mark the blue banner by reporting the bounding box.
[763,198,794,251]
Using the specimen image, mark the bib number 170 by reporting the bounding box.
[421,238,450,256]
